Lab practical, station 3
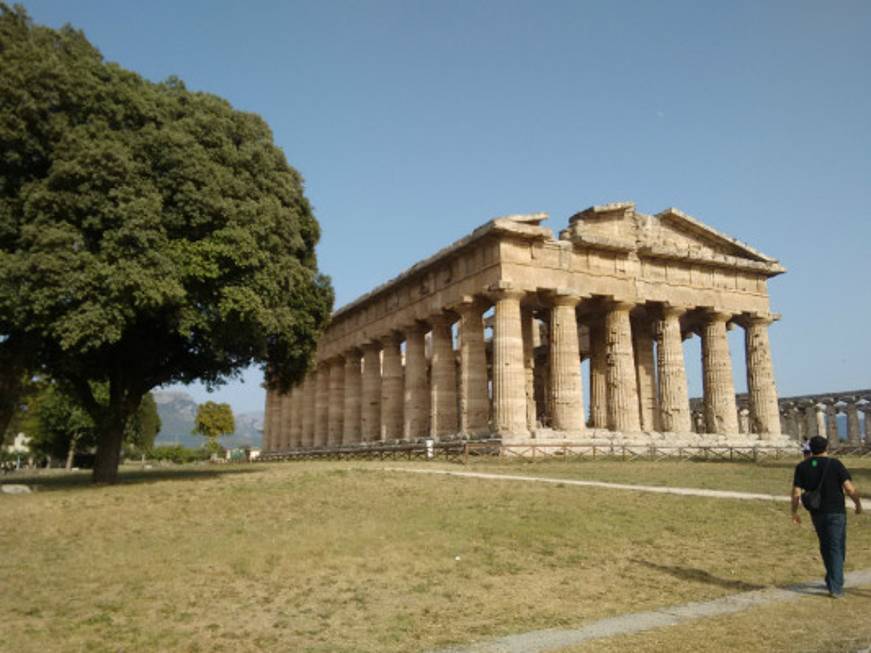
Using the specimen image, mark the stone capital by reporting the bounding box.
[378,331,404,346]
[660,303,689,319]
[702,308,733,324]
[487,282,526,302]
[428,311,457,328]
[544,289,583,308]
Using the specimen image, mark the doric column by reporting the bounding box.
[380,333,404,440]
[343,350,362,444]
[301,373,315,448]
[403,323,430,439]
[491,287,528,437]
[289,385,304,449]
[825,404,838,439]
[655,306,691,433]
[588,317,608,429]
[548,292,584,433]
[522,308,538,432]
[815,404,826,438]
[864,408,871,443]
[360,342,382,442]
[328,357,345,446]
[430,314,458,438]
[314,362,330,447]
[632,315,658,432]
[701,311,739,435]
[456,298,490,436]
[805,404,819,438]
[743,315,781,437]
[605,301,641,432]
[846,401,861,444]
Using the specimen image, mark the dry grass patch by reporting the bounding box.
[1,460,869,652]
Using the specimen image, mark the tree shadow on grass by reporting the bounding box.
[632,559,766,592]
[0,464,265,492]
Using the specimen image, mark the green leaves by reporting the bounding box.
[0,4,333,481]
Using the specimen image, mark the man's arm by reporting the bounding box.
[843,480,863,515]
[791,486,802,524]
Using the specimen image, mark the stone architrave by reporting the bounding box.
[360,343,382,441]
[380,334,404,441]
[605,301,641,432]
[588,317,608,429]
[328,357,345,446]
[521,308,538,432]
[456,298,490,436]
[314,363,331,447]
[632,315,658,432]
[743,315,781,437]
[701,311,739,435]
[825,404,838,440]
[430,314,458,438]
[404,324,430,439]
[548,292,584,433]
[491,287,528,437]
[656,305,691,433]
[343,350,363,444]
[846,402,861,444]
[301,374,316,447]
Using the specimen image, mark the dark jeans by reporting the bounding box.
[811,512,847,595]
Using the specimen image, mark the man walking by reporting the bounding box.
[791,435,863,598]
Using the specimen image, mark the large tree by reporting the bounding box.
[0,5,333,483]
[193,401,235,452]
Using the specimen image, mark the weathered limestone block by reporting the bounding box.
[457,299,489,436]
[314,363,330,447]
[744,316,781,437]
[404,324,430,439]
[380,334,404,441]
[343,350,362,444]
[302,374,316,448]
[430,314,458,438]
[328,357,345,446]
[492,288,528,437]
[588,317,608,429]
[548,293,584,433]
[605,301,641,432]
[701,311,738,435]
[360,343,382,441]
[655,306,691,433]
[632,315,658,431]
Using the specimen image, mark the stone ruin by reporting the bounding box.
[263,202,795,451]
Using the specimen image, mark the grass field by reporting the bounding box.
[1,457,869,653]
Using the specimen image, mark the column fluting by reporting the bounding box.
[343,350,363,444]
[457,298,490,436]
[548,293,584,433]
[403,323,430,440]
[314,362,330,447]
[588,317,608,429]
[846,401,861,444]
[743,315,781,438]
[701,311,739,435]
[328,357,345,446]
[380,333,404,441]
[605,301,641,432]
[656,306,691,433]
[430,314,458,438]
[361,342,382,442]
[632,315,658,432]
[492,288,528,437]
[301,373,315,448]
[289,384,304,448]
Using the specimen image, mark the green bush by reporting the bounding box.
[149,445,211,464]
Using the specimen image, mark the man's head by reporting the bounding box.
[809,435,828,455]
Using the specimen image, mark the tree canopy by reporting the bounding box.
[0,5,333,482]
[193,401,235,449]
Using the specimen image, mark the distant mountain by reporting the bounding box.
[153,390,263,449]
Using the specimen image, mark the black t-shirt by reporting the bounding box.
[793,456,852,514]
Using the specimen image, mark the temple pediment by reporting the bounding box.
[560,202,785,276]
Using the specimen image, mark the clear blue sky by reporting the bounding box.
[22,0,871,414]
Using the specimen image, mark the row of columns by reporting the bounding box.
[780,400,871,444]
[264,293,782,450]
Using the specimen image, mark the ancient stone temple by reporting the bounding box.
[263,202,788,451]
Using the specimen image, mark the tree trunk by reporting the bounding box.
[92,421,125,484]
[65,432,80,471]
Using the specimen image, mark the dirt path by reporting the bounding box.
[428,569,871,653]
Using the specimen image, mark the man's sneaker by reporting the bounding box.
[829,591,844,599]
